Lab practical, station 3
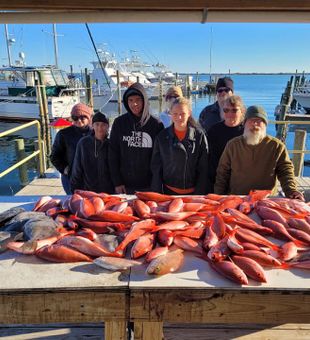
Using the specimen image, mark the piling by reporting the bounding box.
[174,73,178,86]
[116,70,122,116]
[35,80,48,170]
[34,140,46,175]
[292,129,307,176]
[276,76,295,141]
[85,68,93,108]
[40,84,52,164]
[196,72,199,91]
[14,139,29,186]
[186,75,191,97]
[159,78,163,113]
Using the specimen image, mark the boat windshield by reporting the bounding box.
[51,69,68,86]
[40,69,68,87]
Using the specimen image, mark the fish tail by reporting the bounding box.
[279,262,290,270]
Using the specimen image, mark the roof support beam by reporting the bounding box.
[0,10,310,24]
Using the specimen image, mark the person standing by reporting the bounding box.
[70,111,113,194]
[109,83,164,194]
[207,95,245,191]
[199,77,234,132]
[214,105,304,200]
[151,97,209,195]
[50,103,92,194]
[159,86,183,128]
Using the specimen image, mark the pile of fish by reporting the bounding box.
[0,189,310,285]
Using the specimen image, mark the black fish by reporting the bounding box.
[0,207,25,227]
[23,218,58,241]
[3,212,47,233]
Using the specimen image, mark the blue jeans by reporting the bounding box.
[61,174,72,195]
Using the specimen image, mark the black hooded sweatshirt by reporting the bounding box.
[50,125,91,176]
[109,83,164,193]
[70,134,114,194]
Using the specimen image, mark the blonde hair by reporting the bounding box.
[170,97,197,127]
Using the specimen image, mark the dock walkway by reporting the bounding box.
[15,168,310,201]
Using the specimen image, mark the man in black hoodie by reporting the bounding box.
[109,83,164,194]
[70,111,113,194]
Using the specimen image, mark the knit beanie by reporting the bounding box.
[245,105,268,125]
[70,103,93,119]
[123,88,143,100]
[216,77,234,92]
[92,111,109,125]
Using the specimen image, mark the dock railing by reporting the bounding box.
[270,119,310,176]
[0,120,45,181]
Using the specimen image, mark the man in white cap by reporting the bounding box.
[215,105,304,200]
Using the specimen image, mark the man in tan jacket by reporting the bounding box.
[214,105,304,201]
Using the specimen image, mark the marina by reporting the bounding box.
[1,1,310,340]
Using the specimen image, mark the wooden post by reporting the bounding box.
[34,139,46,176]
[14,139,29,186]
[117,70,122,116]
[35,79,48,172]
[196,72,199,91]
[186,75,191,97]
[276,77,295,141]
[159,78,163,113]
[85,68,93,108]
[292,129,306,177]
[174,72,178,86]
[40,84,52,166]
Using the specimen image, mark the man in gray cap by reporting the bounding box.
[199,77,234,133]
[214,105,304,200]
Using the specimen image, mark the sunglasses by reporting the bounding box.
[223,107,239,114]
[217,87,231,94]
[166,95,179,100]
[71,115,88,121]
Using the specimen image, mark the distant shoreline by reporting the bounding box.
[181,73,309,76]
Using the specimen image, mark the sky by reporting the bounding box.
[1,23,310,74]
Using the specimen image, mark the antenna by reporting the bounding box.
[42,24,64,68]
[4,24,15,67]
[209,26,213,83]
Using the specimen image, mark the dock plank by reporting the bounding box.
[15,168,310,201]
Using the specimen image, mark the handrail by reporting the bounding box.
[0,120,44,179]
[269,120,310,155]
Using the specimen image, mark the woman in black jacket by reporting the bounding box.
[50,103,92,194]
[70,112,113,194]
[151,97,210,195]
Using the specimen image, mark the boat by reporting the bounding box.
[0,24,82,121]
[0,65,82,121]
[293,76,310,114]
[88,47,165,114]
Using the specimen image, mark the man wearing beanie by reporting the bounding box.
[50,103,92,194]
[215,105,304,200]
[199,77,234,132]
[159,86,183,127]
[109,83,164,194]
[70,111,113,193]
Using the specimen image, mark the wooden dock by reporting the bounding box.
[15,168,310,202]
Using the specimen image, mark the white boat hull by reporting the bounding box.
[0,95,80,121]
[293,93,310,112]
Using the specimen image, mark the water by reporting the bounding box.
[0,74,309,195]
